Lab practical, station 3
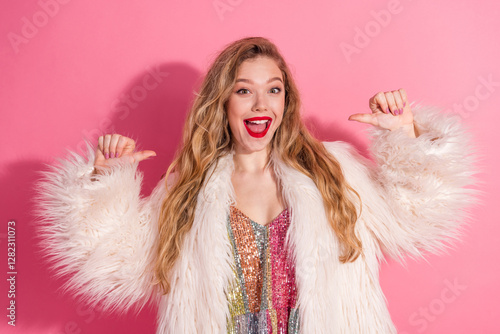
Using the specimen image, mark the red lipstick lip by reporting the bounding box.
[244,116,272,122]
[243,117,273,138]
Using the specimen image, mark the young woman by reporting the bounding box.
[37,37,476,333]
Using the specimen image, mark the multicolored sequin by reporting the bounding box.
[226,206,300,333]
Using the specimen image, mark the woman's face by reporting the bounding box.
[226,56,285,154]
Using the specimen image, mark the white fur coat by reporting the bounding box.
[36,105,477,333]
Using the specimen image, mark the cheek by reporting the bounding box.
[226,102,237,124]
[275,100,286,123]
[226,99,244,120]
[227,114,237,135]
[226,108,241,136]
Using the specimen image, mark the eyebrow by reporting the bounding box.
[235,77,283,84]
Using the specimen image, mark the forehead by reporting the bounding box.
[236,57,283,80]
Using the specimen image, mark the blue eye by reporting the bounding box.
[237,88,250,94]
[270,87,281,94]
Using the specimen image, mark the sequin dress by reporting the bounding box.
[226,206,300,334]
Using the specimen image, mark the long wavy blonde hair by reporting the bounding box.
[155,37,362,294]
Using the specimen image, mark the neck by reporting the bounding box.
[232,146,271,174]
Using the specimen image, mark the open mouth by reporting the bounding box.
[244,117,272,138]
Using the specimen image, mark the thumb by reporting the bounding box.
[348,113,377,126]
[132,150,157,163]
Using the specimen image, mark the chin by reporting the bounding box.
[235,139,271,154]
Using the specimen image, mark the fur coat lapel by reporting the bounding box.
[159,147,394,333]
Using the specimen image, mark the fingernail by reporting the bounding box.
[400,108,403,114]
[403,101,406,107]
[111,152,115,158]
[105,153,109,159]
[386,108,390,113]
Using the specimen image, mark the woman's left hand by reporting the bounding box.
[348,88,418,138]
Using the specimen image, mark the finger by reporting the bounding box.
[348,113,378,126]
[399,88,408,111]
[115,136,128,158]
[109,134,121,159]
[118,136,136,157]
[384,92,398,116]
[94,144,105,165]
[132,150,157,163]
[392,90,405,115]
[98,135,104,154]
[371,92,389,114]
[103,134,112,159]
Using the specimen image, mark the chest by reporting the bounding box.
[231,170,285,226]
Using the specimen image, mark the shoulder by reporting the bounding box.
[322,141,373,174]
[319,141,380,203]
[322,141,358,160]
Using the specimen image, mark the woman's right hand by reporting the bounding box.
[93,134,156,175]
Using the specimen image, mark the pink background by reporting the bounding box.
[1,0,499,333]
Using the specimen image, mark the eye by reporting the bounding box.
[236,88,250,94]
[269,87,281,94]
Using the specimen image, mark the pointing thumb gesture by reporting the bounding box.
[131,150,157,163]
[93,134,157,175]
[348,88,418,138]
[348,113,378,126]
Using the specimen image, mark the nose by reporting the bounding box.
[252,92,267,112]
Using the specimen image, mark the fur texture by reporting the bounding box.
[35,105,478,333]
[35,143,161,314]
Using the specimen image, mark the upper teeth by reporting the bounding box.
[247,120,268,124]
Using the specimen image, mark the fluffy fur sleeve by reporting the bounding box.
[35,143,165,314]
[326,104,479,261]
